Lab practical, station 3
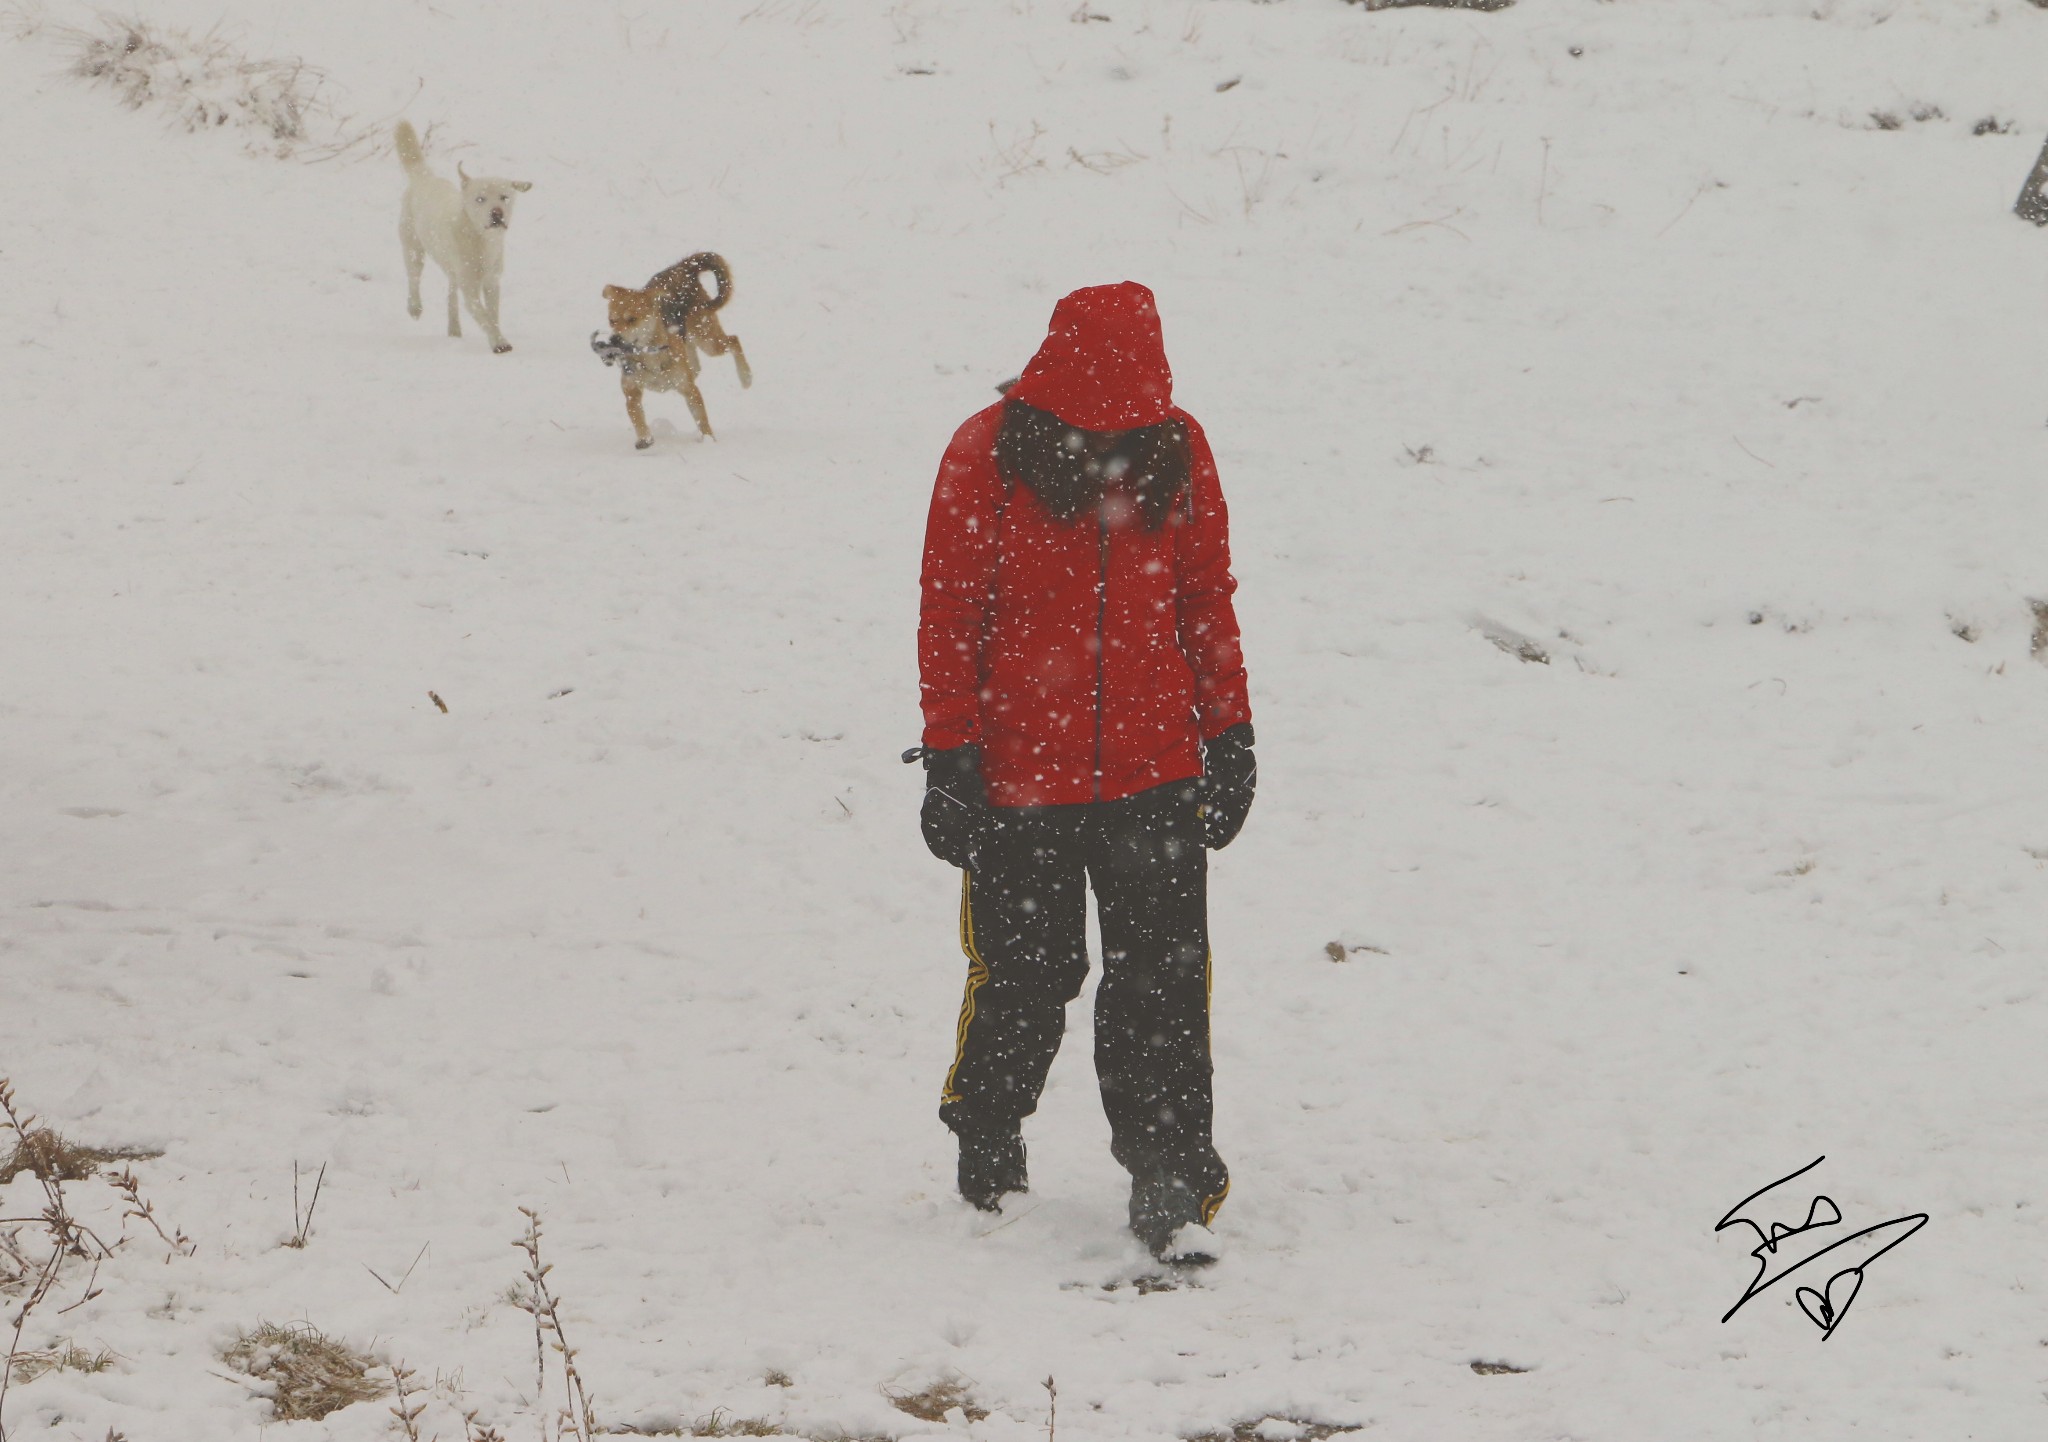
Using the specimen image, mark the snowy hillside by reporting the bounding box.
[4,0,2048,1437]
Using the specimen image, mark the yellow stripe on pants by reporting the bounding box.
[939,871,991,1106]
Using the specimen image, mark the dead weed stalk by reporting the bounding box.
[0,1246,64,1440]
[390,1361,427,1440]
[1,1093,117,1259]
[989,120,1049,182]
[0,1081,191,1440]
[107,1168,193,1260]
[515,1207,600,1442]
[0,1080,118,1442]
[285,1160,326,1249]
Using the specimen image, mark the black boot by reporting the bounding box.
[957,1130,1027,1213]
[1129,1167,1214,1263]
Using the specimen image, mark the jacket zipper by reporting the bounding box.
[1094,506,1108,802]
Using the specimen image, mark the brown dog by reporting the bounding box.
[595,253,752,449]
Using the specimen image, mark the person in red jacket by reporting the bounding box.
[912,282,1255,1263]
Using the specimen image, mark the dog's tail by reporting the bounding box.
[393,119,428,175]
[671,252,734,311]
[692,253,733,309]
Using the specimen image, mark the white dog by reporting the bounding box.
[394,120,531,353]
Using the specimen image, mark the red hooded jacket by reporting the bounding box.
[918,283,1251,808]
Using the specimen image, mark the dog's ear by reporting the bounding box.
[603,285,623,299]
[511,180,533,193]
[456,160,470,184]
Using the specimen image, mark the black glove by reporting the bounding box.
[917,744,990,869]
[1197,723,1256,850]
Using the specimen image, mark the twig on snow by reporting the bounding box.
[1731,435,1776,469]
[285,1161,326,1249]
[107,1167,194,1259]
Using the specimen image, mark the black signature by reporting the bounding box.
[1715,1156,1927,1339]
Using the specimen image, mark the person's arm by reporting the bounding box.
[919,410,1004,751]
[1174,417,1250,739]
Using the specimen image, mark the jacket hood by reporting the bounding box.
[1005,282,1174,431]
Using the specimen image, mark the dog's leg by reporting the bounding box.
[623,377,653,449]
[400,216,424,320]
[675,368,715,441]
[465,277,511,354]
[446,273,462,337]
[695,321,752,389]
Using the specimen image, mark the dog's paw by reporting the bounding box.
[635,438,653,450]
[407,300,422,319]
[493,342,513,354]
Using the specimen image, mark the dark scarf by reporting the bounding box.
[994,400,1192,531]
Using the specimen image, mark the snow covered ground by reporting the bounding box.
[4,0,2048,1436]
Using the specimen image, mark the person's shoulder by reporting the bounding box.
[948,399,1008,452]
[1169,407,1218,471]
[934,400,1007,500]
[1168,406,1212,446]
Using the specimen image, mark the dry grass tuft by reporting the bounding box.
[886,1378,987,1424]
[1186,1420,1361,1442]
[6,1339,115,1383]
[1351,0,1515,9]
[1187,1419,1364,1442]
[690,1413,785,1436]
[1472,617,1550,666]
[57,12,323,151]
[36,10,399,161]
[222,1322,387,1421]
[1469,1359,1531,1375]
[610,1414,787,1437]
[0,1127,160,1184]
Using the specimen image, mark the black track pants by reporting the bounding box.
[937,781,1228,1212]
